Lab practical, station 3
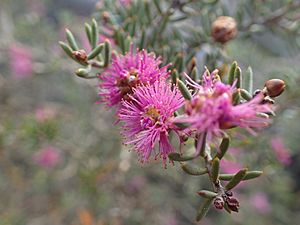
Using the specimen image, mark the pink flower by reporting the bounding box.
[270,137,291,166]
[35,106,57,123]
[220,159,242,174]
[250,192,271,214]
[99,46,170,107]
[173,69,273,150]
[9,43,33,79]
[33,146,61,168]
[119,81,184,167]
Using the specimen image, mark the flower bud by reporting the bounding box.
[211,16,237,44]
[214,197,225,210]
[264,79,285,97]
[72,49,88,62]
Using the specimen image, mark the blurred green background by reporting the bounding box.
[0,0,300,225]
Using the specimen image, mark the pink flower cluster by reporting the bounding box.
[9,43,33,79]
[33,146,61,168]
[173,69,273,152]
[98,50,274,166]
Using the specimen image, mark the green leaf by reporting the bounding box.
[87,44,104,60]
[219,171,263,181]
[228,61,237,85]
[244,171,263,180]
[177,80,192,100]
[191,66,199,81]
[211,157,220,183]
[103,40,111,67]
[59,41,74,58]
[91,19,98,49]
[232,89,241,105]
[244,66,253,93]
[196,198,213,222]
[217,136,230,159]
[234,66,242,89]
[171,69,179,85]
[85,23,92,46]
[197,190,218,198]
[225,168,248,190]
[65,29,79,50]
[181,163,208,176]
[168,153,195,162]
[240,89,252,101]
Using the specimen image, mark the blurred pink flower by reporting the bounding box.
[9,43,33,79]
[220,159,242,174]
[250,192,271,214]
[35,106,57,123]
[34,146,61,168]
[270,137,291,166]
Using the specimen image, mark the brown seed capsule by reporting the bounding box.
[72,49,88,62]
[214,197,225,210]
[211,16,237,44]
[264,79,285,97]
[226,197,240,212]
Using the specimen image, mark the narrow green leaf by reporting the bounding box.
[225,168,248,190]
[197,190,218,198]
[103,40,111,67]
[177,80,192,100]
[91,19,98,48]
[234,67,242,89]
[87,44,104,60]
[65,29,79,50]
[243,171,263,180]
[198,132,207,157]
[168,153,195,162]
[85,23,92,45]
[228,61,237,85]
[174,122,189,129]
[217,136,230,159]
[59,41,74,58]
[244,66,253,93]
[211,157,220,183]
[232,89,241,105]
[240,89,252,101]
[219,171,263,181]
[196,198,213,222]
[171,69,179,85]
[191,66,199,81]
[181,163,208,176]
